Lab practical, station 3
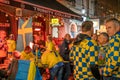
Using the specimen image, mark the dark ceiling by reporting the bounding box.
[95,0,120,18]
[98,0,120,13]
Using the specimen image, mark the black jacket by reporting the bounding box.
[59,39,70,61]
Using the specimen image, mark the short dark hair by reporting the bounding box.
[81,21,93,32]
[64,33,70,39]
[24,46,31,51]
[100,32,109,42]
[47,34,52,41]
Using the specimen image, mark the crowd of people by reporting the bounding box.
[0,17,120,80]
[39,17,120,80]
[69,18,120,80]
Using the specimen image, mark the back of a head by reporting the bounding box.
[81,21,93,32]
[47,34,52,41]
[9,34,14,40]
[24,46,31,51]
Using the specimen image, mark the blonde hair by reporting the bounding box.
[69,22,77,32]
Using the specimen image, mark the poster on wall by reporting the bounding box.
[53,18,82,39]
[67,19,82,38]
[58,18,99,39]
[69,22,78,38]
[52,27,58,38]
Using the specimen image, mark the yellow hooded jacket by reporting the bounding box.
[41,51,63,68]
[7,39,16,52]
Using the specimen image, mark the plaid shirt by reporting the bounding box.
[103,32,120,78]
[70,37,98,80]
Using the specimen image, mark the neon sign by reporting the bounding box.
[0,23,10,27]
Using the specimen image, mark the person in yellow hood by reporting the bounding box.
[7,34,16,58]
[41,34,64,80]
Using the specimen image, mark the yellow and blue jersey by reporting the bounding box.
[103,32,120,78]
[70,37,98,80]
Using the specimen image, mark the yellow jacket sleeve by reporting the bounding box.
[41,51,48,67]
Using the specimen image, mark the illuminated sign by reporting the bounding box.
[32,22,42,26]
[0,23,10,27]
[51,18,60,26]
